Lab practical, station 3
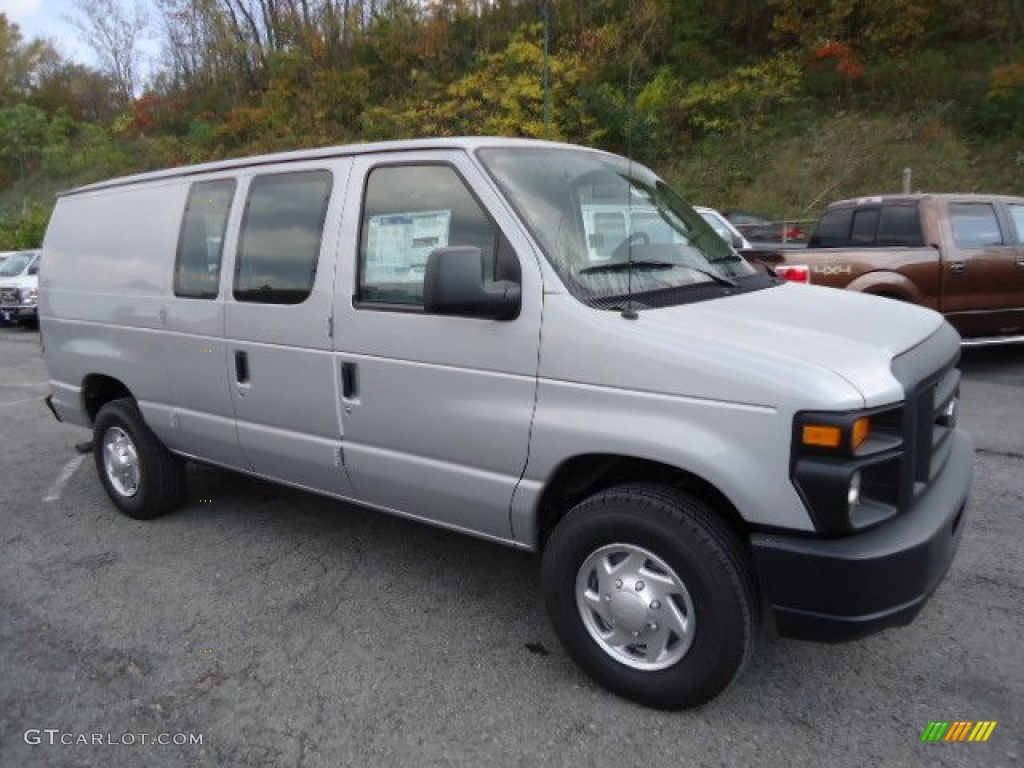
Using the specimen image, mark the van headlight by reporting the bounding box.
[791,406,903,534]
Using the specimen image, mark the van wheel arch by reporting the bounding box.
[536,454,747,549]
[82,374,134,423]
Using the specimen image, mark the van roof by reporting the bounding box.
[61,137,604,197]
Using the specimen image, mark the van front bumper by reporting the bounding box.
[0,304,38,320]
[750,429,973,643]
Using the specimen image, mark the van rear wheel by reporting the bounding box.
[93,398,184,520]
[542,483,757,709]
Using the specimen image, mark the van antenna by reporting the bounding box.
[621,54,638,321]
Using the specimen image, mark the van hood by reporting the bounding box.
[0,275,35,289]
[540,282,953,411]
[642,283,948,405]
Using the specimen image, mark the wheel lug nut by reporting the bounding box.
[648,622,659,632]
[635,581,644,591]
[603,594,611,602]
[631,631,640,637]
[615,579,623,589]
[650,600,661,610]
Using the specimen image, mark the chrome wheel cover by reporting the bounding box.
[576,543,696,671]
[102,426,141,498]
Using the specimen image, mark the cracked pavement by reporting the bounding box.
[1,324,1022,767]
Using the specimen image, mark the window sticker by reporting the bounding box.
[365,209,452,283]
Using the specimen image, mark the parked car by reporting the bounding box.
[696,206,752,250]
[753,194,1024,344]
[0,249,41,327]
[41,138,972,710]
[725,209,808,244]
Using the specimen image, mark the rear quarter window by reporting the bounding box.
[174,179,236,299]
[809,209,852,248]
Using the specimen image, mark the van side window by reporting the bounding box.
[174,179,236,299]
[950,203,1004,248]
[877,205,923,246]
[808,209,852,248]
[358,165,498,306]
[235,170,332,305]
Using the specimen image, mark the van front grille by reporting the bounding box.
[890,326,961,512]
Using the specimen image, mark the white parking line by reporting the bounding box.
[0,397,41,409]
[44,455,88,502]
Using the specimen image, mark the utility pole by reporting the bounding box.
[543,0,551,140]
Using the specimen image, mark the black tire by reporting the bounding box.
[92,398,184,520]
[542,483,758,710]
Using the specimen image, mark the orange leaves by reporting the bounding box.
[129,92,162,134]
[809,40,864,81]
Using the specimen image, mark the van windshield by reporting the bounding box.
[0,252,35,277]
[477,147,762,308]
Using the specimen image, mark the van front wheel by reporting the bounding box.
[542,484,757,709]
[93,398,184,520]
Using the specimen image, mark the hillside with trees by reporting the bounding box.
[1,0,1021,248]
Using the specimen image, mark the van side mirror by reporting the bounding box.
[731,233,744,249]
[423,246,520,321]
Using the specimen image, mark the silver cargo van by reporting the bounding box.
[40,138,973,709]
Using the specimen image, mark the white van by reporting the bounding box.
[41,138,972,709]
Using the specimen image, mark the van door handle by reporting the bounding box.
[235,350,249,383]
[341,362,358,399]
[949,261,966,275]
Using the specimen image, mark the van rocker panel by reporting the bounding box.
[751,429,973,642]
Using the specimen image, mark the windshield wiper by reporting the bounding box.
[580,260,677,274]
[679,264,737,286]
[580,260,737,286]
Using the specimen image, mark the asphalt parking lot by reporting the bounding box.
[1,322,1021,768]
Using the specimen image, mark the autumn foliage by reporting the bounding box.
[0,0,1022,246]
[810,40,864,81]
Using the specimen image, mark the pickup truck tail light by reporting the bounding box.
[776,265,811,283]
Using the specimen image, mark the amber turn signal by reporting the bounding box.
[852,417,871,449]
[802,424,842,448]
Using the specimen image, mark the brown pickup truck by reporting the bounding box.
[754,194,1024,344]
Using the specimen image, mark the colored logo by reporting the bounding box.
[921,721,997,742]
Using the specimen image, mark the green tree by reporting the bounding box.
[0,14,62,107]
[0,104,56,181]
